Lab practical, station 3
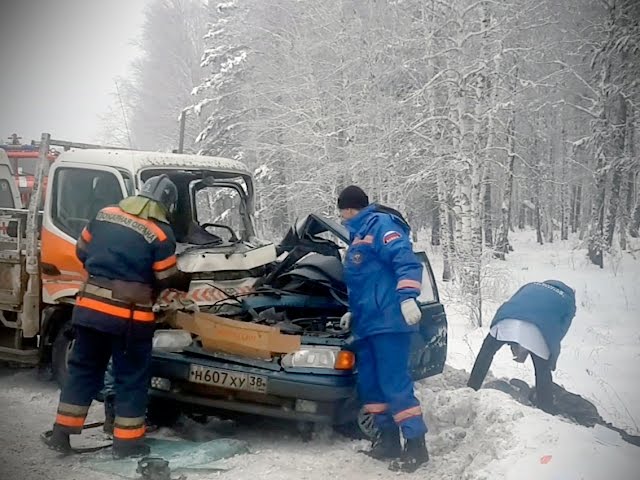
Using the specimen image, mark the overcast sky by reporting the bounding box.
[0,0,150,145]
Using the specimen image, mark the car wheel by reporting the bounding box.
[51,322,74,388]
[297,421,314,442]
[334,407,378,440]
[147,398,181,427]
[356,408,378,439]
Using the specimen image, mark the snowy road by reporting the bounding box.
[1,231,639,480]
[1,365,639,480]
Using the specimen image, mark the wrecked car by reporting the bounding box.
[149,208,448,438]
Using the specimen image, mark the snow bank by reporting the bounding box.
[1,366,639,480]
[202,367,640,480]
[423,230,640,435]
[416,368,640,480]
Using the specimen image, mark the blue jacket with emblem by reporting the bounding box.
[343,204,423,339]
[490,280,576,370]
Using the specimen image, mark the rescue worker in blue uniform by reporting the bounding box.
[337,186,428,473]
[467,280,576,413]
[44,175,189,458]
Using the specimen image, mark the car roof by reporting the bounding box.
[54,149,251,176]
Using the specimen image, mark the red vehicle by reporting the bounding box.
[0,134,58,206]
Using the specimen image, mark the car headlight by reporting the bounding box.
[282,347,355,371]
[152,330,193,352]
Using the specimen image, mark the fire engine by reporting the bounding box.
[0,134,59,207]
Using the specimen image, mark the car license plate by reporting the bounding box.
[188,364,268,393]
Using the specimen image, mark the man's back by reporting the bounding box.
[79,206,176,285]
[492,281,576,366]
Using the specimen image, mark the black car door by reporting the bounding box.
[408,251,448,380]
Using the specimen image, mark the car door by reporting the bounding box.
[41,163,128,303]
[409,251,448,380]
[302,215,448,380]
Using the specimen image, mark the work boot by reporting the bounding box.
[42,425,72,454]
[389,436,429,473]
[103,395,115,435]
[362,427,402,460]
[112,442,151,459]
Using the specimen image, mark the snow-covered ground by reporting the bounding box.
[428,231,640,435]
[0,230,638,480]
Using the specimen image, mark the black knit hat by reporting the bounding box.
[338,185,369,210]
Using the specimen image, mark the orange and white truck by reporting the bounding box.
[0,133,276,378]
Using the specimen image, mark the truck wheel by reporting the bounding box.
[51,322,74,388]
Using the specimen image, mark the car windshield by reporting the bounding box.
[194,184,244,241]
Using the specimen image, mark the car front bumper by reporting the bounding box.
[149,350,359,424]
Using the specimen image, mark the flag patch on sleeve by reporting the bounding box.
[383,231,402,244]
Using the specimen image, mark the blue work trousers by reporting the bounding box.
[54,323,152,449]
[356,333,427,439]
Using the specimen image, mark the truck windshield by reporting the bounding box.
[195,185,244,241]
[15,159,39,175]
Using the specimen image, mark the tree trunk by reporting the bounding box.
[546,148,555,244]
[605,165,623,247]
[570,185,577,233]
[496,112,517,259]
[535,198,544,245]
[518,203,525,230]
[561,183,570,240]
[561,126,569,240]
[630,173,640,238]
[574,184,583,234]
[630,194,640,238]
[620,109,635,248]
[437,173,453,282]
[469,161,484,327]
[483,178,493,247]
[547,205,554,243]
[604,94,627,247]
[535,167,544,245]
[619,175,631,250]
[588,154,607,268]
[431,205,441,246]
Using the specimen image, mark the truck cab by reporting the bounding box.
[0,139,281,373]
[40,148,274,310]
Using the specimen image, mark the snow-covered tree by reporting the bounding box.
[100,0,208,151]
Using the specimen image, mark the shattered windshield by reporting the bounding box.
[195,185,244,241]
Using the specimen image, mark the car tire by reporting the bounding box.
[51,321,75,388]
[334,407,378,440]
[147,398,181,427]
[297,421,315,442]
